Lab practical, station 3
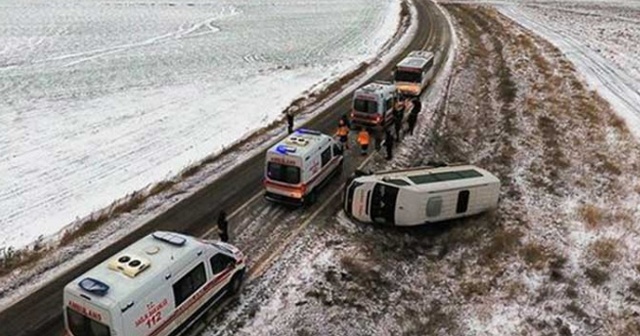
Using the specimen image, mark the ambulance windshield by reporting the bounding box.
[267,162,301,184]
[394,69,421,83]
[353,98,378,114]
[67,308,110,336]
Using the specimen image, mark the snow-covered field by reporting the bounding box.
[497,1,640,137]
[0,0,401,250]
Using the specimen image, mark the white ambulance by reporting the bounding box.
[264,129,344,205]
[63,231,246,336]
[350,81,397,129]
[393,50,435,97]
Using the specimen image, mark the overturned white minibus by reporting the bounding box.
[344,165,500,226]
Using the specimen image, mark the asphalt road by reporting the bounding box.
[0,1,451,335]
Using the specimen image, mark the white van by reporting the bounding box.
[350,81,397,129]
[264,129,344,205]
[344,165,500,226]
[393,50,435,97]
[63,231,246,336]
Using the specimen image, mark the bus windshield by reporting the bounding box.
[67,308,111,336]
[267,162,301,184]
[370,183,399,225]
[395,70,422,83]
[353,98,378,114]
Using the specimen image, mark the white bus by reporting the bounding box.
[63,231,246,336]
[344,165,500,226]
[393,50,435,97]
[264,128,344,206]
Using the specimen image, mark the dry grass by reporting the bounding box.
[0,246,51,278]
[588,238,620,265]
[578,204,603,229]
[584,266,609,286]
[460,280,490,300]
[480,227,522,266]
[519,242,550,270]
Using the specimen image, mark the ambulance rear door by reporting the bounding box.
[65,289,116,336]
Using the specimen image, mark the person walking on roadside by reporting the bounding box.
[384,129,394,160]
[286,110,295,134]
[407,97,421,136]
[357,128,370,156]
[411,97,422,116]
[335,119,350,149]
[217,210,229,243]
[373,125,383,151]
[407,111,418,135]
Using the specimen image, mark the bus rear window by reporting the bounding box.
[267,162,300,184]
[395,70,421,83]
[67,307,110,336]
[353,99,378,114]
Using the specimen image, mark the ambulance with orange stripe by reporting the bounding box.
[264,129,344,206]
[63,231,246,336]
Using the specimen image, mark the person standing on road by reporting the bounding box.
[341,113,351,129]
[335,119,350,149]
[217,210,229,243]
[357,128,370,156]
[384,129,394,160]
[286,110,295,134]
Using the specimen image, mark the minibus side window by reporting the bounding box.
[172,263,206,307]
[210,254,235,275]
[426,196,442,217]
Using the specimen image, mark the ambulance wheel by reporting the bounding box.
[229,270,244,294]
[306,190,317,205]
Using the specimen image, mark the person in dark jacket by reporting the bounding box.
[407,111,418,136]
[217,210,229,243]
[384,129,394,160]
[286,110,294,134]
[411,97,422,115]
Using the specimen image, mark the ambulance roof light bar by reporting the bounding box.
[276,145,297,154]
[296,128,321,136]
[79,277,110,297]
[152,231,186,247]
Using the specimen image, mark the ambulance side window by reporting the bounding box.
[321,147,332,167]
[210,253,235,275]
[172,263,206,307]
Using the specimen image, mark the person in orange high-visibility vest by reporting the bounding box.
[335,119,350,149]
[357,128,370,156]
